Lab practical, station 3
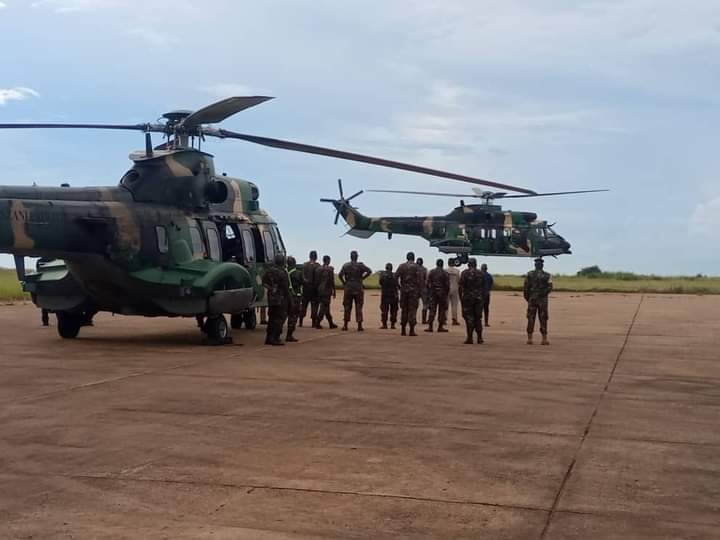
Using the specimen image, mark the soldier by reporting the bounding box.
[262,253,289,346]
[299,250,320,327]
[481,263,494,327]
[378,262,399,329]
[339,250,372,331]
[459,258,486,344]
[285,256,303,343]
[316,255,338,329]
[426,259,450,333]
[446,258,461,326]
[396,251,422,336]
[524,258,553,345]
[417,257,429,324]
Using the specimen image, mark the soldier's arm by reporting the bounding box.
[331,269,337,297]
[523,274,530,301]
[547,274,553,295]
[362,263,372,279]
[338,264,347,285]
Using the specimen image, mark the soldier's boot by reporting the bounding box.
[390,322,396,329]
[477,328,484,344]
[437,324,448,333]
[380,321,388,329]
[298,318,303,328]
[357,322,364,332]
[421,310,427,324]
[401,324,407,336]
[409,324,418,337]
[328,314,338,329]
[452,318,460,326]
[286,332,299,343]
[541,334,550,346]
[464,325,474,344]
[527,333,533,345]
[342,322,349,331]
[424,321,433,332]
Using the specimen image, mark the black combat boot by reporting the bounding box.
[437,324,448,333]
[328,315,338,329]
[409,324,418,337]
[452,318,460,326]
[477,328,484,344]
[380,322,388,329]
[401,324,407,336]
[298,318,303,328]
[286,327,298,342]
[342,322,348,331]
[541,334,550,346]
[390,322,396,329]
[464,324,473,344]
[424,322,433,332]
[527,333,533,345]
[358,322,364,332]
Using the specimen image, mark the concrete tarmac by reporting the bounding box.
[0,292,718,538]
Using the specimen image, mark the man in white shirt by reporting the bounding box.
[446,258,461,326]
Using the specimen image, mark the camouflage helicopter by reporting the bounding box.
[322,180,607,265]
[0,96,534,342]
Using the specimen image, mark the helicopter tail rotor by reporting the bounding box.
[320,179,364,225]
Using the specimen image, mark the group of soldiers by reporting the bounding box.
[261,249,553,346]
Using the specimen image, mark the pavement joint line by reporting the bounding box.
[43,472,553,515]
[539,294,645,540]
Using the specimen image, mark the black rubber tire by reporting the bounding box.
[243,309,257,330]
[230,314,243,330]
[56,313,82,339]
[205,315,229,341]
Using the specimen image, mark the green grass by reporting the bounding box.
[348,272,720,295]
[0,269,29,301]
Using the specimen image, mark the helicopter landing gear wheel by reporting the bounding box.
[56,312,83,339]
[203,315,232,345]
[231,314,243,330]
[243,309,257,330]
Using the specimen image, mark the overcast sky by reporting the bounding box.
[0,0,718,275]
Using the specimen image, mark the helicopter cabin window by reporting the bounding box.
[263,229,275,260]
[206,227,222,262]
[155,226,168,254]
[490,229,497,239]
[241,229,256,263]
[189,227,205,258]
[269,225,286,254]
[221,224,244,262]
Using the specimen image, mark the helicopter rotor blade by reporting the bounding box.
[179,96,274,130]
[366,188,609,199]
[334,211,340,225]
[499,189,610,199]
[0,122,158,132]
[207,128,537,195]
[367,189,476,198]
[346,190,363,202]
[337,178,344,199]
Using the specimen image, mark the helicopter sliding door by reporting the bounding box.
[200,221,222,262]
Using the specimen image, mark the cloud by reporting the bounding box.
[689,196,720,237]
[0,2,6,9]
[31,0,118,12]
[202,83,255,99]
[0,87,39,106]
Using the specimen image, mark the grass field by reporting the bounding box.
[2,268,719,303]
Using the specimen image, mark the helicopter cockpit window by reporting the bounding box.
[263,230,275,260]
[269,225,286,255]
[155,226,169,254]
[189,227,205,258]
[206,227,222,262]
[241,229,256,263]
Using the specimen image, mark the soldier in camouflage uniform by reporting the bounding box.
[459,258,486,344]
[316,255,338,329]
[378,262,399,329]
[416,257,429,324]
[425,259,450,333]
[262,253,290,346]
[299,250,320,328]
[339,250,372,331]
[524,258,553,345]
[396,251,422,336]
[285,256,303,343]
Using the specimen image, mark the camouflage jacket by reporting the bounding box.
[339,261,372,293]
[523,270,553,300]
[287,267,303,298]
[396,261,422,295]
[262,264,290,306]
[302,261,320,291]
[317,265,336,297]
[427,267,450,296]
[459,268,487,301]
[378,270,399,298]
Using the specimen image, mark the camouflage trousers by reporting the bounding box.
[400,291,420,326]
[301,287,319,325]
[343,289,365,323]
[287,295,302,333]
[427,292,448,325]
[527,296,549,335]
[317,294,335,325]
[266,302,288,343]
[462,296,485,334]
[380,293,398,325]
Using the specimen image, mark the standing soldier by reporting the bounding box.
[378,262,399,329]
[425,259,450,333]
[339,250,372,331]
[459,258,486,344]
[396,251,422,336]
[524,258,553,345]
[446,258,461,326]
[316,255,339,329]
[262,253,290,346]
[285,256,303,343]
[300,250,320,328]
[481,263,494,327]
[416,257,429,324]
